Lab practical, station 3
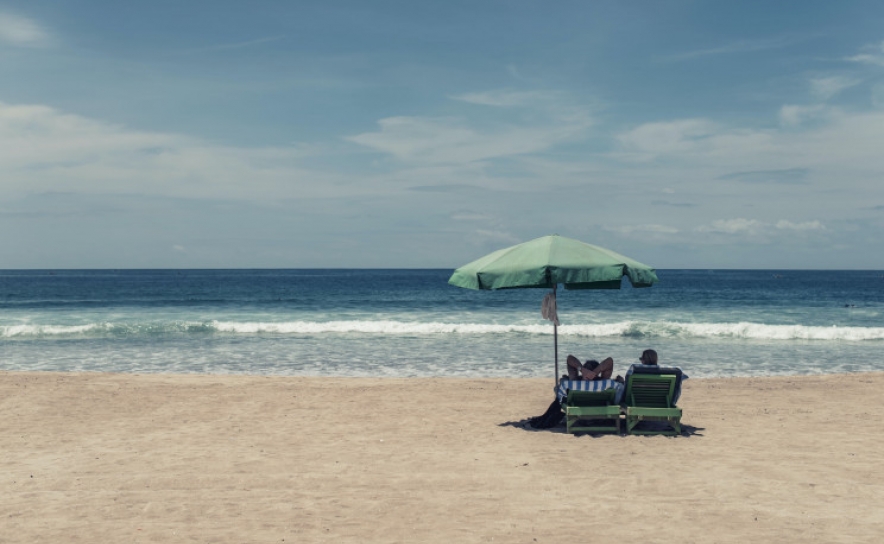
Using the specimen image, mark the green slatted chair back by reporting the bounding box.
[566,388,617,407]
[624,375,676,408]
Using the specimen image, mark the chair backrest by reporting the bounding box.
[566,388,617,407]
[623,374,677,408]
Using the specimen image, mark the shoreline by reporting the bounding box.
[0,368,880,379]
[2,371,883,542]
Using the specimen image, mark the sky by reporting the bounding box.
[1,1,884,269]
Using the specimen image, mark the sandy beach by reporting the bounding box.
[1,371,883,543]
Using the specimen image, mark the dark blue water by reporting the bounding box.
[2,269,883,377]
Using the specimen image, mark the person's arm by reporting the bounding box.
[565,355,582,380]
[582,357,614,380]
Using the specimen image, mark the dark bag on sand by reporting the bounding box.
[529,399,564,429]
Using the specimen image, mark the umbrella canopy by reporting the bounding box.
[448,234,659,291]
[448,234,659,382]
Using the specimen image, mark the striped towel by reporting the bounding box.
[556,379,624,404]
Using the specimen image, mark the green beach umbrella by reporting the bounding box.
[448,234,659,382]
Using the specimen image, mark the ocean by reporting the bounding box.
[1,269,883,379]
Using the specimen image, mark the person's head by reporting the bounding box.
[639,349,658,365]
[583,360,600,371]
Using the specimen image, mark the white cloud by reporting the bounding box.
[788,108,884,169]
[775,220,825,231]
[450,90,558,107]
[472,229,521,246]
[347,114,587,165]
[873,84,884,108]
[810,76,861,100]
[0,11,51,48]
[846,54,884,67]
[614,106,884,182]
[612,40,884,183]
[718,168,808,184]
[696,219,825,236]
[667,36,800,61]
[604,223,681,242]
[844,40,884,67]
[182,35,284,54]
[451,210,493,221]
[606,224,679,235]
[0,101,338,201]
[616,118,717,159]
[506,64,525,81]
[697,218,764,235]
[615,118,777,165]
[779,104,826,126]
[347,89,594,166]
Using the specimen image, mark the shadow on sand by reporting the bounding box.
[499,418,705,437]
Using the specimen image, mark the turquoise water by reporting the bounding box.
[1,269,883,378]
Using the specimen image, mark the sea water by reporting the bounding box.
[1,269,883,378]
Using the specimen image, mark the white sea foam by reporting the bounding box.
[203,320,884,341]
[209,320,552,335]
[4,319,884,341]
[1,323,104,337]
[663,321,884,341]
[0,321,213,337]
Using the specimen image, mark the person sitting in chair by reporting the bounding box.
[564,354,614,381]
[533,355,616,429]
[531,349,674,429]
[625,348,687,405]
[638,349,657,366]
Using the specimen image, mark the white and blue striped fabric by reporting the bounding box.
[556,379,624,404]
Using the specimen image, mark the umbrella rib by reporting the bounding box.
[545,235,555,288]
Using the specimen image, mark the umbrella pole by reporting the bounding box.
[554,322,558,384]
[553,286,558,384]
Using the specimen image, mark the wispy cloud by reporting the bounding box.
[472,229,521,246]
[615,105,884,181]
[506,64,526,81]
[349,116,542,164]
[779,104,827,126]
[450,90,559,107]
[775,220,824,231]
[844,40,884,67]
[873,84,884,108]
[0,101,338,201]
[606,224,679,235]
[347,90,593,165]
[651,199,696,208]
[181,35,285,54]
[450,210,493,222]
[0,11,52,48]
[667,36,799,61]
[696,218,824,236]
[408,184,479,193]
[348,115,586,165]
[615,118,726,160]
[717,168,809,185]
[697,218,765,235]
[810,75,862,100]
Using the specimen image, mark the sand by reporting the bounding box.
[1,371,883,543]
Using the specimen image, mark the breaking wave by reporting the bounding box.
[3,320,884,341]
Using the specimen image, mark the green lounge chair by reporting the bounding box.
[622,373,682,436]
[564,388,622,434]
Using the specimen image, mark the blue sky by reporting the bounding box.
[2,1,884,268]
